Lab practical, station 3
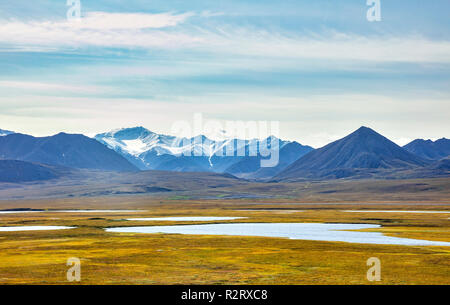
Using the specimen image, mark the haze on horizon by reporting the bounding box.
[0,0,449,148]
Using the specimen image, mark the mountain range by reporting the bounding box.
[95,127,313,178]
[0,126,448,184]
[403,138,450,160]
[274,127,437,181]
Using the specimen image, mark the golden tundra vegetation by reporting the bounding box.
[0,196,449,285]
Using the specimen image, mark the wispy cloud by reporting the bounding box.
[0,15,201,50]
[0,13,449,64]
[1,11,193,30]
[198,28,450,63]
[0,81,107,94]
[65,11,193,30]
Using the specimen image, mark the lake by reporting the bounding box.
[126,217,246,221]
[106,223,450,246]
[0,210,143,214]
[234,209,303,213]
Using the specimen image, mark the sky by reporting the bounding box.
[0,0,449,148]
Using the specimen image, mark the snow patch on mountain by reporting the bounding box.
[121,139,147,155]
[0,129,14,136]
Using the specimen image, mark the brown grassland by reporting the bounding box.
[0,194,449,285]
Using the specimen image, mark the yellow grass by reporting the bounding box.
[0,198,449,284]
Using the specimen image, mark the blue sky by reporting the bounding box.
[0,0,449,147]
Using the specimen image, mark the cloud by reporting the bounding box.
[0,81,107,94]
[65,11,194,30]
[3,11,193,31]
[0,12,201,50]
[201,29,450,63]
[0,13,449,64]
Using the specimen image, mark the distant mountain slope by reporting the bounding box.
[226,141,314,179]
[95,127,298,174]
[403,138,450,160]
[429,157,450,170]
[0,129,14,136]
[275,127,430,181]
[0,133,138,172]
[0,168,247,200]
[0,160,69,182]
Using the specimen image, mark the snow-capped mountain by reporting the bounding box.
[94,127,306,176]
[0,129,14,136]
[96,127,180,157]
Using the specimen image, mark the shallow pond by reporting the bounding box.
[126,217,246,221]
[53,210,143,213]
[235,209,303,213]
[0,210,143,214]
[106,223,450,246]
[0,226,75,232]
[0,211,40,214]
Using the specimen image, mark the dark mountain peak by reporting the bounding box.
[126,126,151,135]
[0,132,138,172]
[323,126,400,156]
[409,139,432,144]
[348,126,384,139]
[406,137,449,145]
[4,132,30,138]
[274,127,429,181]
[53,132,84,138]
[96,126,155,140]
[354,126,374,133]
[282,141,313,151]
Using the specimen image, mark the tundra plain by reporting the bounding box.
[0,187,449,285]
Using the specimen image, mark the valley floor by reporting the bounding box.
[0,198,449,284]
